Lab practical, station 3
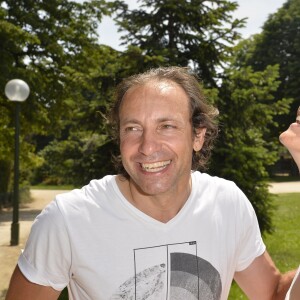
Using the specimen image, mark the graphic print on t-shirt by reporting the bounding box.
[110,241,222,300]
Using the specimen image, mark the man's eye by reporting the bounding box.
[162,124,175,129]
[125,127,140,132]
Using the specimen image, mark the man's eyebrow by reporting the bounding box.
[155,116,184,125]
[120,118,141,125]
[121,117,180,124]
[157,117,178,122]
[121,116,182,123]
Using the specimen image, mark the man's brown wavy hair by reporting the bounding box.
[110,66,219,177]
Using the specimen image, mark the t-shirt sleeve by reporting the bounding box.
[18,199,71,291]
[234,186,266,272]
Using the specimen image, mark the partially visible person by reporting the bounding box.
[285,266,300,300]
[281,106,300,300]
[279,106,300,171]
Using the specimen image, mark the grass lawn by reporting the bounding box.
[229,193,300,299]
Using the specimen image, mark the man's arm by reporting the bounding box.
[5,265,61,300]
[234,251,296,300]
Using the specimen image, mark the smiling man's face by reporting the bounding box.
[119,80,205,197]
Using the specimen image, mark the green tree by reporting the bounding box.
[212,64,291,233]
[243,0,300,131]
[0,0,111,132]
[33,133,118,186]
[115,0,245,86]
[0,0,113,196]
[34,43,124,186]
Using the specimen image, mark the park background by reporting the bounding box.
[0,0,300,298]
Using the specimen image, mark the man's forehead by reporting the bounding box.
[119,80,191,123]
[128,79,181,94]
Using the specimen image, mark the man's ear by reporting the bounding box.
[193,128,206,152]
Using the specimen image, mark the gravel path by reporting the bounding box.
[0,183,299,299]
[269,181,300,194]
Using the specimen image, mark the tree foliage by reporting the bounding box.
[241,0,300,131]
[0,0,111,137]
[212,64,291,233]
[115,0,245,86]
[0,0,115,195]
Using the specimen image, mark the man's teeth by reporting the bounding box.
[141,160,171,172]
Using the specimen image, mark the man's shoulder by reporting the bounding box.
[55,175,117,208]
[191,171,250,211]
[192,171,236,189]
[191,171,245,202]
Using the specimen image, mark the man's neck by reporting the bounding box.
[116,175,192,223]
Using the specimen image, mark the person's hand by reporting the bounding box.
[279,106,300,171]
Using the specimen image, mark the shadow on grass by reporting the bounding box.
[270,175,300,182]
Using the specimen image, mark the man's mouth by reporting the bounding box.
[141,160,171,173]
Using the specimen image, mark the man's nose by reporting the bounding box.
[138,129,161,156]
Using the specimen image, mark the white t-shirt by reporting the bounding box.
[18,172,265,299]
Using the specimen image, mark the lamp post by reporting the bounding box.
[5,79,30,246]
